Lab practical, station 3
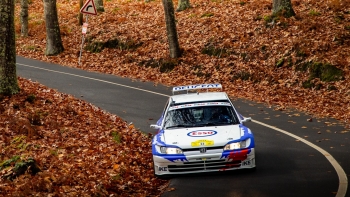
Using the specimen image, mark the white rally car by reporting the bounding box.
[150,84,256,177]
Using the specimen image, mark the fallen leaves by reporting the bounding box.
[0,78,167,196]
[13,0,350,129]
[4,0,350,194]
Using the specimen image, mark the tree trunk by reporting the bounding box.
[162,0,181,58]
[0,0,20,95]
[176,0,190,12]
[20,0,28,37]
[94,0,104,12]
[272,0,295,18]
[43,0,64,55]
[79,0,83,25]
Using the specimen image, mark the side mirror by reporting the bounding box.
[241,117,252,123]
[150,124,162,130]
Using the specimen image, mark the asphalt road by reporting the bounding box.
[16,56,349,197]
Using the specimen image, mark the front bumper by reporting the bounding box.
[153,148,255,176]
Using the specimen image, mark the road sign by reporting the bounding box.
[82,23,88,34]
[80,0,97,15]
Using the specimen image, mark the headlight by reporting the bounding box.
[224,139,250,150]
[159,146,183,154]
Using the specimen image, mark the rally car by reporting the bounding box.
[150,84,256,177]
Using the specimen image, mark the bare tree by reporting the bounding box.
[162,0,181,58]
[94,0,104,13]
[176,0,190,12]
[20,0,29,37]
[272,0,295,18]
[43,0,64,55]
[0,0,20,95]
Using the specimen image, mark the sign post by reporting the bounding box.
[78,0,97,65]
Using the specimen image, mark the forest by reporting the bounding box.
[0,0,349,196]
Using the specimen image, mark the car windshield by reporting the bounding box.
[163,102,240,129]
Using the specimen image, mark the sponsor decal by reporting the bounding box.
[242,160,251,166]
[191,139,214,147]
[173,84,222,92]
[158,167,168,171]
[187,130,217,137]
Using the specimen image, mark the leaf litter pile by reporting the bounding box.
[1,78,167,196]
[2,0,350,195]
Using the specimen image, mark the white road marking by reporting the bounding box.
[17,63,348,197]
[252,119,347,197]
[17,63,169,97]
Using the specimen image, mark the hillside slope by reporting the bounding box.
[15,0,349,125]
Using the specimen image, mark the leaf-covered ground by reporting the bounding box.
[1,0,350,196]
[15,0,350,125]
[0,78,168,196]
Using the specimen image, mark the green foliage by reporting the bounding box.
[188,13,197,18]
[263,15,279,27]
[25,94,36,103]
[113,7,120,13]
[276,58,284,68]
[111,131,121,144]
[0,155,20,170]
[309,9,320,16]
[302,80,322,90]
[263,15,273,23]
[85,37,142,53]
[309,62,344,82]
[11,135,26,144]
[239,1,246,6]
[23,45,38,51]
[298,62,344,89]
[1,157,41,180]
[345,25,350,30]
[201,13,214,18]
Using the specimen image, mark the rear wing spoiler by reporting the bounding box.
[172,84,222,95]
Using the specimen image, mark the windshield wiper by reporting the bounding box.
[165,124,190,129]
[196,122,219,127]
[196,121,236,127]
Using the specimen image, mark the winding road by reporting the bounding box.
[16,56,349,197]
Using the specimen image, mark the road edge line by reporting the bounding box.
[252,119,348,197]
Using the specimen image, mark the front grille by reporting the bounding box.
[168,159,241,172]
[182,146,224,152]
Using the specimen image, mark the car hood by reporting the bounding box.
[163,125,242,149]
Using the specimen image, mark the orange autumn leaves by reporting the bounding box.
[0,78,167,196]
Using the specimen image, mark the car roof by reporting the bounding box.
[171,92,229,104]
